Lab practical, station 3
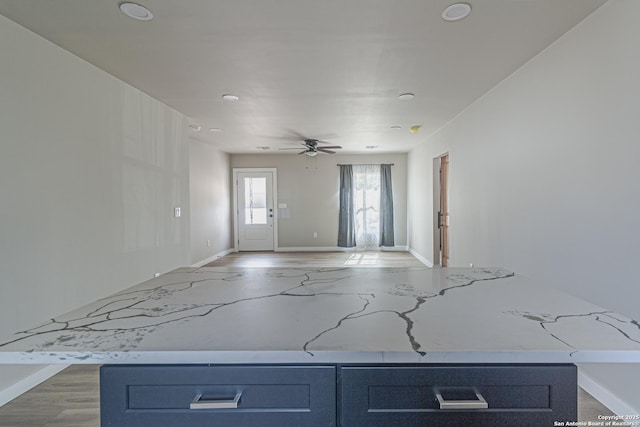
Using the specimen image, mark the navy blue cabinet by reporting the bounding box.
[101,363,576,426]
[100,365,336,426]
[339,364,577,426]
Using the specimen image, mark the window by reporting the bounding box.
[353,164,380,248]
[244,177,267,224]
[338,164,394,249]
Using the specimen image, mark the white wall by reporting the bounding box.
[189,139,232,264]
[408,0,640,413]
[231,153,408,249]
[0,15,191,396]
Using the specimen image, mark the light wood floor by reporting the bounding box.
[0,365,99,427]
[0,251,614,425]
[205,250,426,268]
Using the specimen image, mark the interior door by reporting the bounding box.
[439,155,449,267]
[237,172,274,251]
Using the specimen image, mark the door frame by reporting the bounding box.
[433,153,449,267]
[233,168,278,252]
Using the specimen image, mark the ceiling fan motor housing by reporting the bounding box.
[304,139,319,148]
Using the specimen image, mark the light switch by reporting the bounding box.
[278,203,288,209]
[174,207,181,218]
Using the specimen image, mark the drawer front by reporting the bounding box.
[101,365,336,427]
[340,364,577,427]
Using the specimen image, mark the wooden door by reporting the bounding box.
[439,155,449,267]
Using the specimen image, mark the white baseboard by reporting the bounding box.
[409,248,434,267]
[0,364,69,407]
[275,246,410,253]
[191,248,235,268]
[578,370,638,416]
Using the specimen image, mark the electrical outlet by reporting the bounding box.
[469,263,474,268]
[154,272,160,278]
[313,232,318,238]
[207,239,211,247]
[174,207,181,218]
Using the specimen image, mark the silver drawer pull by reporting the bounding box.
[436,390,488,410]
[190,392,242,410]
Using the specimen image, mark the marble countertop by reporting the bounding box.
[1,266,639,365]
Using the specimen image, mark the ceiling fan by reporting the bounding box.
[278,138,342,156]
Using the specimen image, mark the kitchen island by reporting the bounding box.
[1,266,639,425]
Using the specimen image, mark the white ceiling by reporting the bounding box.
[0,0,607,153]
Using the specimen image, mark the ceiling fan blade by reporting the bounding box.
[257,135,301,141]
[318,145,342,149]
[278,147,306,150]
[282,130,310,141]
[312,133,339,141]
[317,148,336,154]
[284,130,338,140]
[297,150,308,155]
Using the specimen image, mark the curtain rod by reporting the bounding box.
[336,163,394,166]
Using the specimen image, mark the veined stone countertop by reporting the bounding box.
[1,267,639,365]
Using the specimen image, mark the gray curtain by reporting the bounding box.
[337,165,356,247]
[379,164,395,247]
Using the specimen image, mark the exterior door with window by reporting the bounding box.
[237,172,274,251]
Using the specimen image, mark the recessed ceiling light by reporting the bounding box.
[222,94,239,102]
[119,2,153,21]
[189,125,202,132]
[398,93,415,101]
[209,127,222,132]
[442,3,471,22]
[257,146,271,150]
[390,126,402,129]
[366,146,379,150]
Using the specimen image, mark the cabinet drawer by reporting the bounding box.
[101,365,336,427]
[339,364,576,427]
